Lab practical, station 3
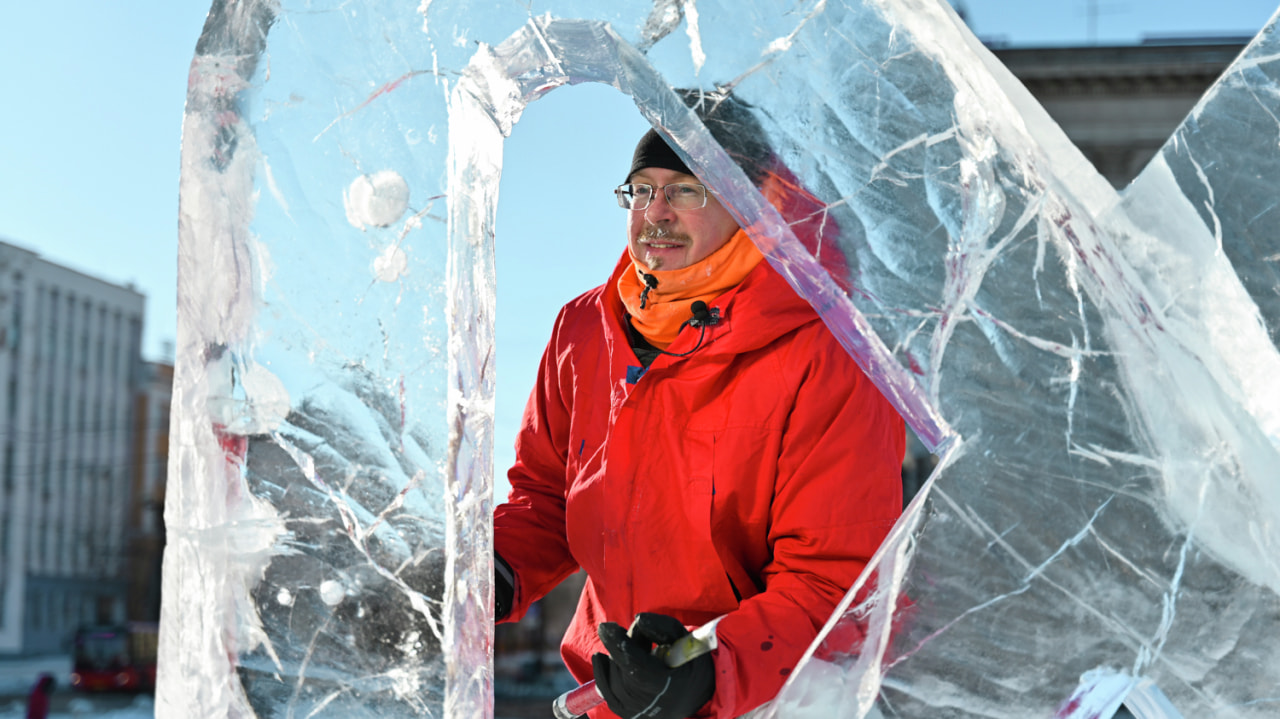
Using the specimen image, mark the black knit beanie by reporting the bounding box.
[626,128,692,182]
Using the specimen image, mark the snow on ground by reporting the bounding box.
[0,695,155,718]
[0,655,153,718]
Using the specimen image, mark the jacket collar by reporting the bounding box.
[600,247,818,359]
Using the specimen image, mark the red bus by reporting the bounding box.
[70,622,158,692]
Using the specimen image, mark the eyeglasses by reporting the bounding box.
[614,183,709,211]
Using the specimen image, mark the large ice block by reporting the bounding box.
[765,3,1280,717]
[165,0,1280,717]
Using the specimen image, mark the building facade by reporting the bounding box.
[127,360,172,624]
[993,38,1249,187]
[0,239,146,655]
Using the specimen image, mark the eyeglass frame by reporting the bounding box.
[614,182,711,211]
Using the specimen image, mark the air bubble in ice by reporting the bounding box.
[373,244,409,282]
[319,580,346,606]
[344,170,410,229]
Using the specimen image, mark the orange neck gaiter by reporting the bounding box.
[617,229,764,349]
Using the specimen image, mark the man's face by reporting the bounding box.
[626,167,741,272]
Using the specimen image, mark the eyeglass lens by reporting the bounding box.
[615,183,707,211]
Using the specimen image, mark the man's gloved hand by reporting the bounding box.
[494,553,515,622]
[592,612,715,719]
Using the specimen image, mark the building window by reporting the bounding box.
[77,397,86,457]
[80,301,90,373]
[32,520,44,569]
[33,285,43,360]
[1,442,10,494]
[10,286,21,355]
[112,312,122,380]
[64,298,74,368]
[47,292,58,364]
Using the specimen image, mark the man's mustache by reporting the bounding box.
[640,226,691,243]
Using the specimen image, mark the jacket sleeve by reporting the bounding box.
[493,306,582,622]
[704,329,905,718]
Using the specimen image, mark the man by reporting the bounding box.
[494,98,904,718]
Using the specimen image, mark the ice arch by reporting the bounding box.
[446,16,950,716]
[166,1,1280,717]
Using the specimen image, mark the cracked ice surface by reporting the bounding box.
[166,0,1280,717]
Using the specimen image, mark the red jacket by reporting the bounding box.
[495,251,904,718]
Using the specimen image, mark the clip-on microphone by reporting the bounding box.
[688,300,721,328]
[651,301,721,359]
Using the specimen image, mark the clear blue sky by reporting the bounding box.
[0,1,1276,478]
[0,2,209,362]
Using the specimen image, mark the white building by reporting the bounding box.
[0,239,145,655]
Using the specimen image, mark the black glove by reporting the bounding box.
[592,613,715,719]
[494,553,515,622]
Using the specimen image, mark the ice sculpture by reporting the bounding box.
[764,5,1280,718]
[165,0,1280,718]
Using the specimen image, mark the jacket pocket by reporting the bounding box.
[708,424,781,601]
